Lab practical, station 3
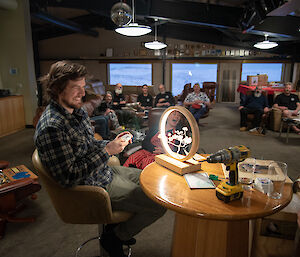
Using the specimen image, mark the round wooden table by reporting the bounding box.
[140,162,293,257]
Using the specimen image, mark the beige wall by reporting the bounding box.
[0,0,37,125]
[39,27,283,96]
[38,27,298,103]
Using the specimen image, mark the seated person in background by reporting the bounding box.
[154,84,175,108]
[273,82,300,134]
[35,61,166,257]
[137,84,153,110]
[93,91,121,130]
[82,93,110,139]
[239,85,269,135]
[112,83,126,110]
[184,83,210,123]
[124,110,182,170]
[177,83,193,104]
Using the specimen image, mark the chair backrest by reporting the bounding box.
[32,150,130,224]
[203,82,217,102]
[148,108,166,131]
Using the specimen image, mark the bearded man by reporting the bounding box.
[112,83,126,110]
[239,85,270,135]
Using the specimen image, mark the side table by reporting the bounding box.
[0,165,41,239]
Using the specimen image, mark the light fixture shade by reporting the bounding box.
[254,40,278,49]
[145,40,167,50]
[115,23,151,36]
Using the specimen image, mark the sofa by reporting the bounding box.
[269,91,300,132]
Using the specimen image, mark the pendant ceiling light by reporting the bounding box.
[115,0,151,37]
[145,19,167,50]
[254,34,278,49]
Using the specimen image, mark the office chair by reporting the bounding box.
[32,150,133,257]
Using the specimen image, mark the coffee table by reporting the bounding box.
[140,161,293,257]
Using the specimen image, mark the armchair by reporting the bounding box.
[32,150,132,257]
[269,91,300,132]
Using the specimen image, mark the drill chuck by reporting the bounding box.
[206,149,232,164]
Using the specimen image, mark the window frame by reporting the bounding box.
[107,62,153,86]
[170,61,219,96]
[240,60,291,83]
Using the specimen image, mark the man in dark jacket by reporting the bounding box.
[239,85,270,135]
[154,84,175,107]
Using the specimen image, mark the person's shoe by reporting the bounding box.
[104,224,136,245]
[248,127,265,136]
[240,127,247,132]
[100,229,126,257]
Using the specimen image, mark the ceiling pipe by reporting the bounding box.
[31,11,98,37]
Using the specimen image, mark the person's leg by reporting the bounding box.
[240,108,249,128]
[252,109,264,128]
[106,166,166,241]
[91,116,109,139]
[109,112,121,129]
[115,110,124,126]
[189,107,199,122]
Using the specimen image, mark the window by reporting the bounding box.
[109,63,152,85]
[172,63,218,96]
[241,63,283,82]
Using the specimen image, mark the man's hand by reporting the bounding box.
[104,109,111,116]
[120,100,126,104]
[264,107,270,113]
[164,102,170,106]
[194,100,203,104]
[158,98,165,103]
[105,132,132,155]
[238,106,244,110]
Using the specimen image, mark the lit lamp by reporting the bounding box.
[155,106,204,175]
[145,19,167,50]
[254,34,278,49]
[115,0,151,37]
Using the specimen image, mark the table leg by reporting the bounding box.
[171,213,249,257]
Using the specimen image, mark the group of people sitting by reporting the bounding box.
[89,81,211,139]
[239,82,300,136]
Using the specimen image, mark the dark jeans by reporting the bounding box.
[189,106,208,122]
[240,107,264,128]
[91,115,109,139]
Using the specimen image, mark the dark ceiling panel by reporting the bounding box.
[29,0,300,59]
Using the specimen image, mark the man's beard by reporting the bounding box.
[254,91,262,98]
[62,98,82,110]
[115,89,122,94]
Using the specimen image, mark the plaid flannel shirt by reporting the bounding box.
[34,100,113,188]
[184,92,210,108]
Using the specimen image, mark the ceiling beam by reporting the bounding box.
[267,0,300,16]
[31,11,99,37]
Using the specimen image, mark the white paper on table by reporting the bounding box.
[184,172,215,189]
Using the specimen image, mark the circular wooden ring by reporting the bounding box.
[159,106,200,161]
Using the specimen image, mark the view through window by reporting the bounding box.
[109,63,152,85]
[241,63,283,82]
[172,63,218,96]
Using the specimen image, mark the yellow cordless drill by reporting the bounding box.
[206,145,251,203]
